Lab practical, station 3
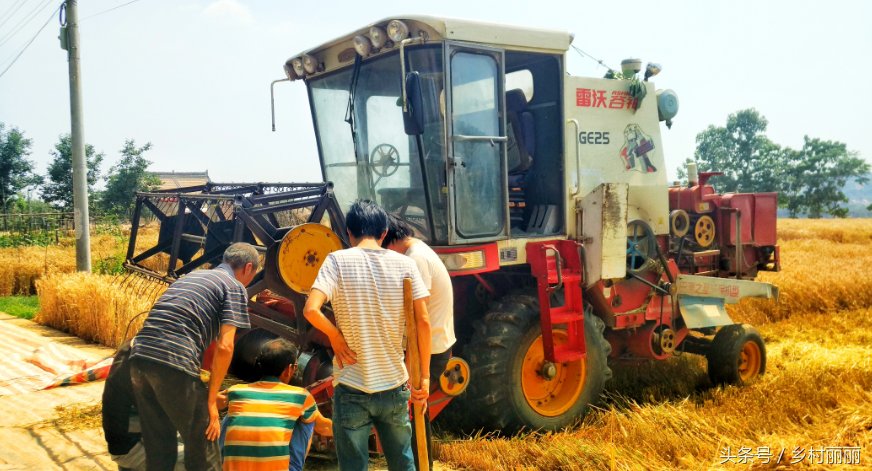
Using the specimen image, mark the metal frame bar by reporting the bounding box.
[124,182,349,322]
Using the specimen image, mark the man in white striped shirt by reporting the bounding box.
[304,200,431,471]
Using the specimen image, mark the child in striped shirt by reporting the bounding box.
[221,338,332,471]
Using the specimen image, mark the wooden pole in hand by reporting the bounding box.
[403,278,429,471]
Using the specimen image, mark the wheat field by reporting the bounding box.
[0,226,163,296]
[436,219,872,470]
[0,233,122,296]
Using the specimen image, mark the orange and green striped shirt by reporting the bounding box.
[222,378,318,471]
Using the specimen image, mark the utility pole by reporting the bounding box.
[62,0,91,272]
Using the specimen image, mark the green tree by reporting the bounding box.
[102,140,160,217]
[41,134,104,211]
[0,123,42,211]
[12,195,53,213]
[782,138,870,218]
[680,109,869,218]
[682,109,784,193]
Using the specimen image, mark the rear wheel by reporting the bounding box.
[465,293,612,431]
[706,324,766,385]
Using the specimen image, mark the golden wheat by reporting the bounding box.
[35,273,165,348]
[0,227,160,296]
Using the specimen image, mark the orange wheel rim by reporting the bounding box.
[737,340,761,381]
[520,331,585,417]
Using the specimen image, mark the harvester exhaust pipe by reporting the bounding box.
[687,161,699,186]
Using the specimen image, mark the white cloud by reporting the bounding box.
[202,0,254,25]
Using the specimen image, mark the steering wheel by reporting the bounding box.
[370,143,401,177]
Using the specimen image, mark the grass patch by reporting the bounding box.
[0,295,39,319]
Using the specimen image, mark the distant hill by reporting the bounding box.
[843,175,872,217]
[777,174,872,218]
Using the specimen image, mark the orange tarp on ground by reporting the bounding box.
[0,319,111,396]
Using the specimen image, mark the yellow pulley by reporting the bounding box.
[439,357,471,397]
[694,215,716,248]
[276,223,343,294]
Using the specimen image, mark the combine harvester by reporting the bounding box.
[125,16,780,435]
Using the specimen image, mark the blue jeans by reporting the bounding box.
[288,421,314,471]
[332,384,413,471]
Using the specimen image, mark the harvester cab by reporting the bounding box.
[123,16,782,437]
[278,18,685,278]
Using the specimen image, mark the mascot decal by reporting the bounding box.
[620,124,657,173]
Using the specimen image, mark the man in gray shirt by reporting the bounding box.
[129,243,258,470]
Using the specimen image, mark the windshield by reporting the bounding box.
[309,47,446,243]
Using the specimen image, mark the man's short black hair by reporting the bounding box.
[345,200,388,239]
[382,214,415,248]
[254,338,298,378]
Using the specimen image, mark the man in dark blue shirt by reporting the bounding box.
[130,243,258,471]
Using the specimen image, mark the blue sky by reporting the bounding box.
[1,0,870,185]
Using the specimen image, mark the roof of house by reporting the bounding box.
[151,171,210,190]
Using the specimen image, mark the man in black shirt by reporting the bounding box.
[102,341,184,470]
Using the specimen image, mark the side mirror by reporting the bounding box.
[403,72,424,136]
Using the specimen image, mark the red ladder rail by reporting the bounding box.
[526,240,586,363]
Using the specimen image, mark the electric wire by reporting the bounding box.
[0,0,146,80]
[80,0,144,22]
[0,0,31,31]
[0,0,54,48]
[0,1,61,79]
[570,44,615,73]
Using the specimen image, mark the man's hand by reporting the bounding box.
[205,401,221,441]
[305,289,357,369]
[410,378,430,409]
[314,415,333,437]
[206,324,236,441]
[216,390,228,411]
[329,331,357,368]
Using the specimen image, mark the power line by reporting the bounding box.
[0,0,31,30]
[570,44,615,72]
[0,0,54,48]
[0,2,61,79]
[80,0,144,22]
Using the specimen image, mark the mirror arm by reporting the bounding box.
[399,37,425,111]
[270,78,291,131]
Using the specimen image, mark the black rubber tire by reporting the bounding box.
[706,324,766,386]
[464,293,612,432]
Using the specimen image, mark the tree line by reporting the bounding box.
[0,122,159,219]
[678,109,870,218]
[2,110,868,221]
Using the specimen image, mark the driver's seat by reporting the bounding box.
[506,89,535,176]
[506,89,534,229]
